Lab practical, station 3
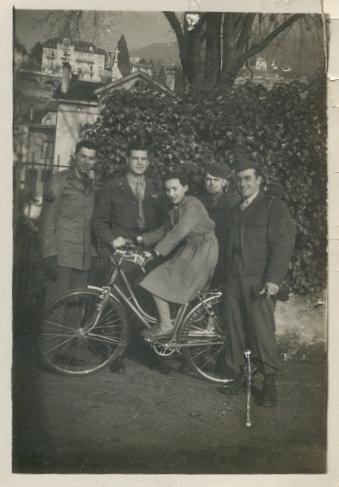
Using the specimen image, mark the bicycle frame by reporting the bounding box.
[39,246,227,380]
[90,249,190,333]
[88,248,225,350]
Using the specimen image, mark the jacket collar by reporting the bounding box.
[238,191,265,214]
[67,167,93,193]
[119,173,154,199]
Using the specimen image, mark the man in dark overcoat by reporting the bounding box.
[199,162,238,286]
[220,156,296,407]
[40,140,98,306]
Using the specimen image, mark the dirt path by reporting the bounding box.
[13,331,326,474]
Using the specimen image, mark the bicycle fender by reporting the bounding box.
[183,293,223,326]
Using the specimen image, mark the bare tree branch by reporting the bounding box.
[236,14,304,67]
[163,12,185,46]
[236,13,256,51]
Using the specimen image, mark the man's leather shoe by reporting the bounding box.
[257,374,277,407]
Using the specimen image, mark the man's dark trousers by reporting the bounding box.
[224,274,280,376]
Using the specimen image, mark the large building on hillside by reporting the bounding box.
[41,37,107,82]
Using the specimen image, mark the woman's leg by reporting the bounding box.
[142,295,173,337]
[153,295,172,332]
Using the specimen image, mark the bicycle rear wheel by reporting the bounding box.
[38,288,129,375]
[178,293,229,384]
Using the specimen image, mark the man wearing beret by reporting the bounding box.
[199,162,238,286]
[220,156,296,407]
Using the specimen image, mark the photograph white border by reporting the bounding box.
[1,0,338,485]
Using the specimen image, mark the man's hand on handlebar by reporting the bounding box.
[111,236,133,249]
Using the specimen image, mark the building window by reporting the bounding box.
[42,141,54,160]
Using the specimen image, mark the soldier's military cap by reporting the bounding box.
[234,155,260,173]
[205,162,227,179]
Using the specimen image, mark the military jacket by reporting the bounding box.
[226,192,296,285]
[92,175,165,245]
[199,191,239,245]
[40,168,96,270]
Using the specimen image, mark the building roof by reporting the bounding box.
[94,70,173,96]
[52,71,174,105]
[53,79,103,102]
[22,99,58,124]
[43,38,106,56]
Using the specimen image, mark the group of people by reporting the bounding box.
[40,139,296,408]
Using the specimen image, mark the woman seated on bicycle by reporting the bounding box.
[135,169,219,339]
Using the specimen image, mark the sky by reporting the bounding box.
[14,10,176,52]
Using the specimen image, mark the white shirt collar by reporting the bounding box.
[240,190,259,210]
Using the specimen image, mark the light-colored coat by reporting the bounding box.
[140,195,218,304]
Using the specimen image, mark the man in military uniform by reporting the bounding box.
[92,142,168,372]
[220,156,296,407]
[92,142,164,248]
[199,162,238,286]
[40,140,97,306]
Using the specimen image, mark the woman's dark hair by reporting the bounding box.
[75,139,97,154]
[163,168,189,187]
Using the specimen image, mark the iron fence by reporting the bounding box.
[13,159,68,323]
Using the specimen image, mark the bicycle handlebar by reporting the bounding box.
[104,244,154,270]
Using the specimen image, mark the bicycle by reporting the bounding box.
[38,246,229,383]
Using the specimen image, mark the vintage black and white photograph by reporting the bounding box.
[12,3,330,476]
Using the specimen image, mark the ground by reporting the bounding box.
[12,322,327,475]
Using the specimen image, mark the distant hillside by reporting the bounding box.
[130,22,323,78]
[130,42,179,67]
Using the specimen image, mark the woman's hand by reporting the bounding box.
[143,250,164,273]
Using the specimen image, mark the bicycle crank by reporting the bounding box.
[151,340,177,357]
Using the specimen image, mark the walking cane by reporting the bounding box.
[244,350,252,428]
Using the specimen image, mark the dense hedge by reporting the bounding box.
[84,72,327,296]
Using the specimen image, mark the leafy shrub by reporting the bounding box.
[83,71,327,296]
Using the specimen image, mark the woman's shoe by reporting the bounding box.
[141,326,173,339]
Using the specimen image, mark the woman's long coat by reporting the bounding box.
[139,195,218,304]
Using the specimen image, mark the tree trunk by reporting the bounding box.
[185,16,205,91]
[205,13,222,88]
[221,14,240,86]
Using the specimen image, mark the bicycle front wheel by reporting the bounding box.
[38,288,129,375]
[178,293,229,384]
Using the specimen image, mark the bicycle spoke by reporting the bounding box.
[39,290,129,375]
[43,335,77,355]
[94,318,122,329]
[191,346,218,369]
[41,332,77,340]
[87,332,121,345]
[43,320,77,333]
[179,295,231,383]
[47,308,75,328]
